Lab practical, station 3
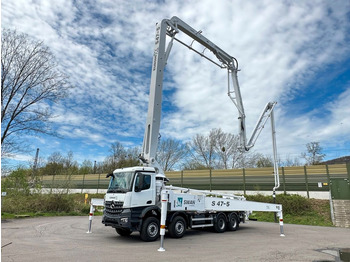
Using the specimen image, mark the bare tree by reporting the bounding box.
[256,154,273,167]
[181,160,207,170]
[80,160,94,174]
[188,128,244,169]
[301,141,325,165]
[63,151,79,172]
[156,138,188,171]
[104,142,140,171]
[188,131,217,169]
[42,152,65,176]
[109,141,127,166]
[212,128,240,169]
[281,155,301,167]
[1,29,70,157]
[234,151,262,168]
[187,128,273,169]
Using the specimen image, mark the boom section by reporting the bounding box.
[141,16,278,180]
[140,16,244,167]
[140,19,168,168]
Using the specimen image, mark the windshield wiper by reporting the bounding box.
[108,188,128,193]
[116,189,129,193]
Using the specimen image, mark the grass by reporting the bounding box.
[1,193,333,227]
[1,193,105,219]
[247,194,333,226]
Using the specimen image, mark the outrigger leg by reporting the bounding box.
[278,211,285,237]
[158,190,168,252]
[87,204,95,233]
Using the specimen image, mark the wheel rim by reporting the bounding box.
[230,217,237,228]
[218,218,225,230]
[147,222,158,237]
[175,221,185,234]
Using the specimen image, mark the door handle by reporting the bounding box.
[147,200,152,204]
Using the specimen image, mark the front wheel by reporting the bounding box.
[140,217,160,242]
[168,216,186,238]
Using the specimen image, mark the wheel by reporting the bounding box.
[227,213,239,231]
[168,216,186,238]
[140,217,160,242]
[213,213,226,233]
[116,228,132,236]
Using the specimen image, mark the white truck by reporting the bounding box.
[102,17,284,247]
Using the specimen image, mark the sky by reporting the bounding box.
[1,0,350,169]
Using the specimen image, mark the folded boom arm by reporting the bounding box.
[140,17,280,191]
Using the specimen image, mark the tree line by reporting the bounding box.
[20,128,325,178]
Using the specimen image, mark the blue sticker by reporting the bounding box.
[176,197,183,207]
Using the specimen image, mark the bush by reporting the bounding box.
[246,194,311,215]
[276,194,311,215]
[246,194,331,226]
[31,194,76,213]
[1,193,104,217]
[1,168,31,196]
[2,194,78,214]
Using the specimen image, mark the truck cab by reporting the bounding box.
[102,166,167,240]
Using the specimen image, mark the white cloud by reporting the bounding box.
[318,88,350,139]
[2,0,350,164]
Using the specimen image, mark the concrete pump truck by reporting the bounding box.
[102,17,284,247]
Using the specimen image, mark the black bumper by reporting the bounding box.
[102,209,132,229]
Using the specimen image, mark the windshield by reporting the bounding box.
[107,171,135,193]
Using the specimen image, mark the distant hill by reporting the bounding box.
[322,156,350,165]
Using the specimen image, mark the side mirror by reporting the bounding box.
[135,174,144,192]
[106,173,115,179]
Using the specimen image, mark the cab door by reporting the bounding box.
[130,172,156,207]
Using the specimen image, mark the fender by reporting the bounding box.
[167,211,189,225]
[140,205,160,219]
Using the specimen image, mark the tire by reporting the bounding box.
[213,213,226,233]
[116,228,132,236]
[140,217,160,242]
[227,213,239,231]
[168,216,186,238]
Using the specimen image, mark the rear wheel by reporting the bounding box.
[227,213,239,231]
[140,217,160,242]
[213,213,226,233]
[168,216,186,238]
[116,228,132,236]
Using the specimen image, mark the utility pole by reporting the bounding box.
[31,148,40,187]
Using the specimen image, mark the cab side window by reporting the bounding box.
[142,175,151,190]
[135,174,151,191]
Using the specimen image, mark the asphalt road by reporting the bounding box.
[2,216,350,262]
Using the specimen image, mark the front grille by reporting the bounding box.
[104,201,124,216]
